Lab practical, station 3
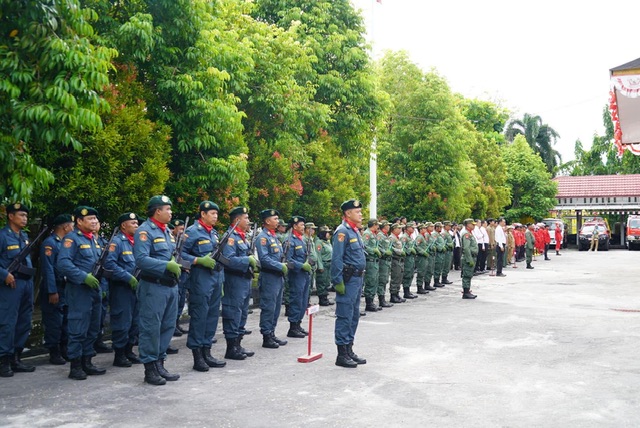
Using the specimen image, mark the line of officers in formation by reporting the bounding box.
[0,196,371,385]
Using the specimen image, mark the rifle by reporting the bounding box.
[7,224,50,277]
[172,216,192,271]
[92,226,119,280]
[211,218,241,267]
[247,222,261,275]
[281,227,293,267]
[305,230,314,268]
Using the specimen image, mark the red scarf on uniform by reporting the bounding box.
[198,219,213,233]
[233,226,246,241]
[344,218,359,233]
[125,233,134,246]
[82,231,93,240]
[151,218,166,232]
[293,230,303,240]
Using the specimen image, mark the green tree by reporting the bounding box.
[502,135,557,222]
[505,113,561,176]
[376,51,479,221]
[1,0,116,203]
[458,98,511,217]
[30,67,171,222]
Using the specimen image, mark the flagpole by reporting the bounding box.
[368,0,378,218]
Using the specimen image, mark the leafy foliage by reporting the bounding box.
[505,113,562,176]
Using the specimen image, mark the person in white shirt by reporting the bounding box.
[494,218,507,277]
[472,221,485,273]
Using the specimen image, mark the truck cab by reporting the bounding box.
[626,215,640,250]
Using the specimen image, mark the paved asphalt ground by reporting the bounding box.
[2,248,639,428]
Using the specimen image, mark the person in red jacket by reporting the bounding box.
[555,222,562,256]
[542,224,551,260]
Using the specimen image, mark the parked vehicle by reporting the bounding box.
[626,215,640,250]
[542,218,568,249]
[578,222,610,251]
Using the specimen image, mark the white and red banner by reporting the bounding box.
[609,75,640,156]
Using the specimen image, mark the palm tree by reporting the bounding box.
[505,113,561,176]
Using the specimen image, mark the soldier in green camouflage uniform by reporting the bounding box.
[388,223,406,303]
[315,226,334,306]
[362,219,381,312]
[375,221,393,308]
[440,221,454,285]
[432,222,446,288]
[304,223,320,301]
[414,223,430,294]
[461,219,478,299]
[423,222,437,290]
[401,222,418,299]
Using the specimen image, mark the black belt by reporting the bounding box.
[260,267,284,276]
[139,274,177,287]
[224,269,252,279]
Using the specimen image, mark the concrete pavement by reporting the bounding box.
[2,248,640,427]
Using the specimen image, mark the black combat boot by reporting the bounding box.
[318,295,334,306]
[224,338,247,360]
[60,342,69,361]
[144,361,166,385]
[271,332,287,346]
[284,305,291,317]
[48,346,66,365]
[237,336,255,357]
[177,322,188,334]
[389,293,405,303]
[202,347,226,367]
[93,334,112,354]
[347,343,367,365]
[441,275,453,285]
[416,285,428,294]
[433,280,444,288]
[166,344,179,354]
[403,287,418,299]
[287,322,305,338]
[262,334,280,349]
[173,326,183,337]
[335,345,357,368]
[364,297,380,312]
[192,348,209,372]
[556,251,561,256]
[113,347,132,367]
[526,263,534,269]
[378,295,393,308]
[125,343,142,364]
[297,322,309,336]
[0,355,14,377]
[424,282,437,291]
[12,348,35,372]
[155,359,180,381]
[462,289,477,299]
[82,356,106,375]
[68,358,87,380]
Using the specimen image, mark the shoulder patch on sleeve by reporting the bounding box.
[109,243,117,252]
[139,233,148,242]
[337,233,345,242]
[260,237,267,246]
[228,238,235,246]
[64,239,73,248]
[45,247,53,256]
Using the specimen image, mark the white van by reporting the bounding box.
[542,218,566,248]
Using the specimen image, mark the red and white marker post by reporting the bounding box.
[297,304,322,363]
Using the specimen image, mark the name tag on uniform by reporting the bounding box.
[6,245,19,250]
[349,238,357,243]
[122,251,133,255]
[153,238,166,243]
[295,245,302,250]
[198,240,211,245]
[79,244,91,249]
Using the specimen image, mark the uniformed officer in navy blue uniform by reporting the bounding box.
[181,201,226,372]
[221,206,256,360]
[57,206,107,380]
[256,209,288,349]
[285,216,312,339]
[134,195,183,385]
[104,212,142,368]
[0,203,37,377]
[40,214,74,366]
[331,199,367,368]
[93,222,113,355]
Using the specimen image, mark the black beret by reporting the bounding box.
[260,209,280,220]
[172,219,185,227]
[117,212,139,225]
[340,199,362,212]
[52,214,73,227]
[73,206,98,219]
[147,195,172,209]
[199,201,220,213]
[229,206,248,218]
[289,215,305,225]
[6,203,29,214]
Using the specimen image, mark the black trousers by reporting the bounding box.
[496,246,504,275]
[453,247,461,269]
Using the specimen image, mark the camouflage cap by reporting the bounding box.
[434,221,443,227]
[277,219,287,227]
[379,220,389,228]
[390,222,402,230]
[319,225,331,233]
[443,221,451,226]
[405,221,417,228]
[463,218,476,226]
[305,222,317,229]
[425,221,434,228]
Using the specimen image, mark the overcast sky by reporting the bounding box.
[351,0,640,162]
